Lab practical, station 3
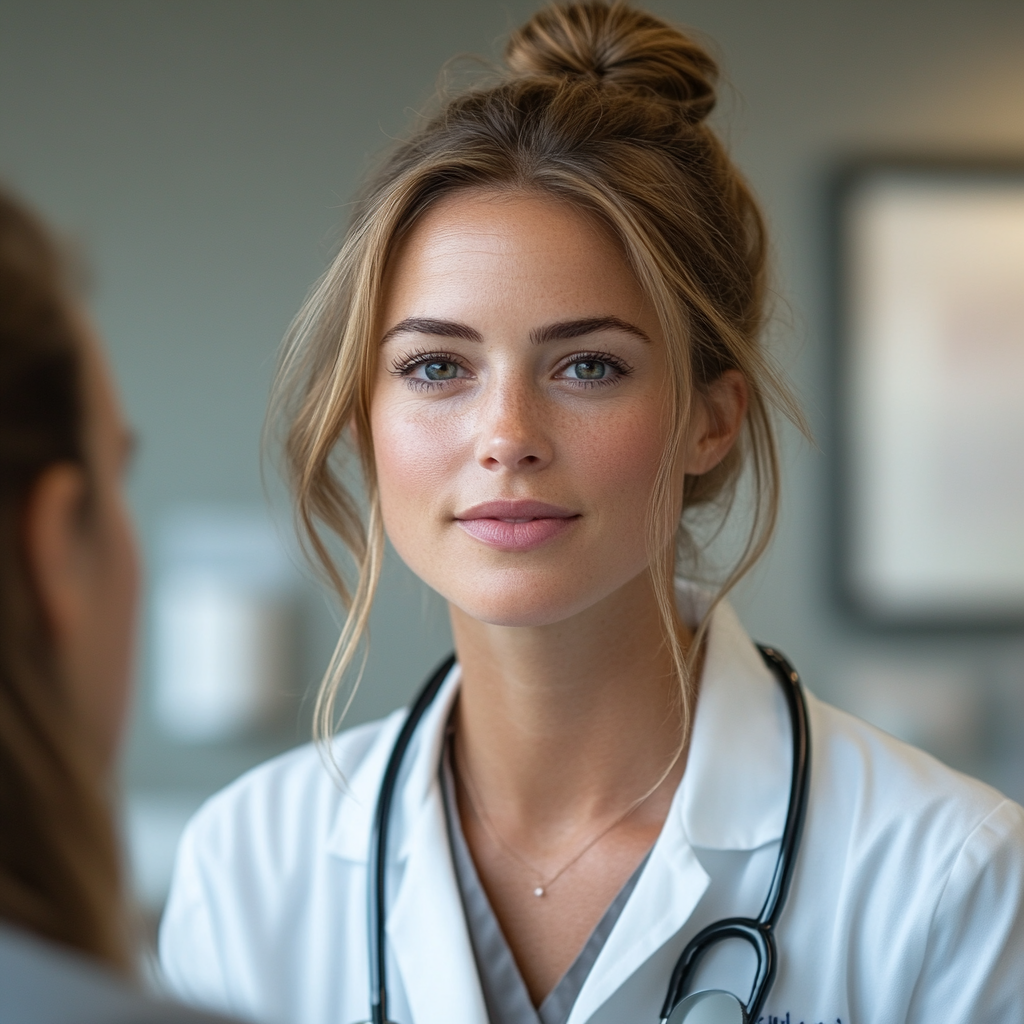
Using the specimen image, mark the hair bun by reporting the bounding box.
[505,1,718,121]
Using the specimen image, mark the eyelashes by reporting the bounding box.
[388,349,461,376]
[387,348,634,390]
[387,350,467,391]
[557,350,633,386]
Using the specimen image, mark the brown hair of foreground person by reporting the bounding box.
[0,188,130,972]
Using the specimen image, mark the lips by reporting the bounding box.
[454,500,580,552]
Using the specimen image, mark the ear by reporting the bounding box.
[682,370,749,476]
[23,462,91,646]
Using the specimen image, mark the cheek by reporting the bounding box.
[114,501,141,632]
[99,499,140,733]
[72,495,140,766]
[371,400,465,543]
[571,405,669,516]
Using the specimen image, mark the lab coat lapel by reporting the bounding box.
[678,596,790,850]
[387,762,489,1024]
[382,663,488,1024]
[325,664,462,863]
[564,793,710,1024]
[325,713,403,862]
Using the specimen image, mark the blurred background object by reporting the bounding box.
[1,0,1022,921]
[836,161,1024,626]
[152,505,297,743]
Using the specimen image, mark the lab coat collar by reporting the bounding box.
[677,582,792,851]
[325,660,462,863]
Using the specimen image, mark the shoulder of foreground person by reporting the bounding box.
[0,923,235,1024]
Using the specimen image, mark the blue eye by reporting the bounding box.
[558,353,630,385]
[388,352,468,387]
[423,360,460,381]
[568,359,607,380]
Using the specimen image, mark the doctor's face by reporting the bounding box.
[371,190,680,627]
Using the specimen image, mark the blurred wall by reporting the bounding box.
[1,0,1023,903]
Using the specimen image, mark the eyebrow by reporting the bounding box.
[380,315,650,346]
[380,317,482,344]
[530,316,651,345]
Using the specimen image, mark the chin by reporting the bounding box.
[443,565,618,629]
[455,601,574,629]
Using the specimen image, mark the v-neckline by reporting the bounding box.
[439,729,651,1024]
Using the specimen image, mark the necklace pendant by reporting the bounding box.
[533,886,545,897]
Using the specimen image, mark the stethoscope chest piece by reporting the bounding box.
[665,990,746,1024]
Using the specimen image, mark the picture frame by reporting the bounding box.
[831,158,1024,629]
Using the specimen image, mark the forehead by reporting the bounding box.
[382,190,651,328]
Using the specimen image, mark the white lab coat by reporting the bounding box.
[159,598,1024,1024]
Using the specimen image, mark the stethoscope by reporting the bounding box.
[366,645,810,1024]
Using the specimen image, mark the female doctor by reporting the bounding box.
[160,4,1024,1023]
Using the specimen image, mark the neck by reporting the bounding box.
[449,571,692,842]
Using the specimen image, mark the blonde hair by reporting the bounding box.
[0,186,130,971]
[270,1,802,745]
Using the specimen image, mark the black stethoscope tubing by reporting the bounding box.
[659,646,810,1023]
[368,653,456,1024]
[367,645,809,1024]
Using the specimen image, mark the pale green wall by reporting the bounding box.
[2,0,1023,808]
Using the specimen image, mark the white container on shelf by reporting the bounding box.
[152,506,296,743]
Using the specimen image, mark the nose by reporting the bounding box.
[474,376,553,473]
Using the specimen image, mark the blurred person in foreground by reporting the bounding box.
[0,186,230,1023]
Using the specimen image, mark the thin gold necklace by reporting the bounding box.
[452,733,664,898]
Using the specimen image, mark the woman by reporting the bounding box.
[0,187,229,1022]
[160,4,1024,1024]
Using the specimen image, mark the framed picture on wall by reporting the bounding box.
[833,159,1024,628]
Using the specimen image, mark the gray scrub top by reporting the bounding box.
[439,733,650,1024]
